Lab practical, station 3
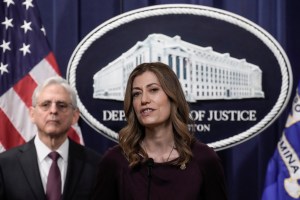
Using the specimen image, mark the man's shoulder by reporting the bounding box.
[0,141,34,161]
[69,139,101,160]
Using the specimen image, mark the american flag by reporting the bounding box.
[0,0,83,152]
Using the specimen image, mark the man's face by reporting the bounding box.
[30,84,79,139]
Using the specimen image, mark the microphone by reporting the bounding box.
[146,158,154,200]
[147,158,154,177]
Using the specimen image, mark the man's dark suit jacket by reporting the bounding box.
[0,138,101,200]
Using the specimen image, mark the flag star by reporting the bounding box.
[0,40,11,53]
[41,26,46,35]
[19,43,31,56]
[22,0,34,10]
[1,17,14,30]
[0,62,9,75]
[3,0,15,7]
[21,20,32,34]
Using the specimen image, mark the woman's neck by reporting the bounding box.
[142,128,178,162]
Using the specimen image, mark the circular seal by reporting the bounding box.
[67,4,292,150]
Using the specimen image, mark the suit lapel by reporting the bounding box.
[18,139,46,200]
[62,139,84,200]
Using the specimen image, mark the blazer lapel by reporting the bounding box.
[62,140,84,200]
[18,139,46,200]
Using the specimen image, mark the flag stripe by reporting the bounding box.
[13,74,37,108]
[67,128,81,144]
[0,109,26,149]
[45,52,61,76]
[72,124,84,144]
[0,88,37,141]
[0,143,5,152]
[29,55,60,85]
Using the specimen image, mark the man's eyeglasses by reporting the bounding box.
[36,101,74,112]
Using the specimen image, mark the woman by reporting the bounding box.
[92,62,227,200]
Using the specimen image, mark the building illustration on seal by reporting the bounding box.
[93,33,264,102]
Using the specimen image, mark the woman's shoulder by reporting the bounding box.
[192,140,214,152]
[104,144,122,154]
[191,140,221,165]
[103,145,123,157]
[101,145,126,165]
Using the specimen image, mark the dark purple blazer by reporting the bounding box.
[92,140,227,200]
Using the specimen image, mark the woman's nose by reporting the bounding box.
[141,92,150,104]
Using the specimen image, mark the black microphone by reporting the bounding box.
[147,158,154,177]
[146,158,154,200]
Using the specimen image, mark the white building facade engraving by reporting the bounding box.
[93,33,264,102]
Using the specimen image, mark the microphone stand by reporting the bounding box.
[147,158,154,200]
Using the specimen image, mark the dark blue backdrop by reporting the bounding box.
[35,0,300,199]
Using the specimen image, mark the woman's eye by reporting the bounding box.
[132,92,140,97]
[150,88,159,92]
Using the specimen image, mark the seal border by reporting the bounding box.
[66,4,292,150]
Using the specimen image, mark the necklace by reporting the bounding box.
[166,145,175,162]
[142,141,175,162]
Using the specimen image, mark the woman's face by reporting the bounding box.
[131,71,171,129]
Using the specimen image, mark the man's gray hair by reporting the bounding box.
[32,76,77,108]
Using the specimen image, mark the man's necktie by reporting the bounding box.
[46,151,61,200]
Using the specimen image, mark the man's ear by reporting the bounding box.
[29,106,36,123]
[72,108,80,125]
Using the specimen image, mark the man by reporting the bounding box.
[0,76,101,200]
